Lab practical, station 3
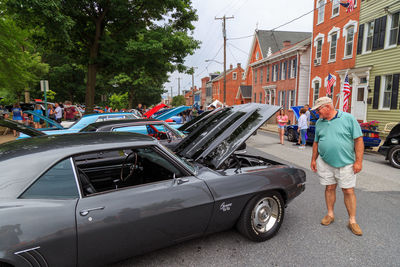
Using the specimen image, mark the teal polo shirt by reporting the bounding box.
[314,110,362,168]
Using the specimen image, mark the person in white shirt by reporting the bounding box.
[54,102,63,123]
[297,108,308,149]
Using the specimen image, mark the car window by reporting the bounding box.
[95,114,136,122]
[20,159,79,199]
[73,146,185,196]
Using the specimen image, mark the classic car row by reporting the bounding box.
[0,104,306,267]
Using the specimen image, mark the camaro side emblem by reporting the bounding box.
[220,202,232,212]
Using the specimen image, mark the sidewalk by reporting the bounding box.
[0,134,16,144]
[260,123,279,133]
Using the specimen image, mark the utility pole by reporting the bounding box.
[190,67,198,106]
[176,77,181,96]
[170,86,173,99]
[215,15,234,104]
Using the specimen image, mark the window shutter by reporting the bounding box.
[398,22,400,45]
[288,61,291,78]
[285,90,289,110]
[357,24,364,54]
[378,16,387,49]
[391,74,399,110]
[285,61,288,79]
[372,17,381,51]
[279,62,282,80]
[373,76,381,109]
[294,58,297,77]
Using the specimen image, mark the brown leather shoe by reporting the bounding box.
[348,223,363,236]
[321,215,334,226]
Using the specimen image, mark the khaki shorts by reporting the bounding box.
[316,157,356,188]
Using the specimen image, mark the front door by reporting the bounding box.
[75,176,214,266]
[353,86,367,122]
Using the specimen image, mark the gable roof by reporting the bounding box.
[256,30,312,57]
[238,85,252,98]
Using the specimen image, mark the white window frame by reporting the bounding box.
[279,91,285,107]
[290,59,296,78]
[288,90,296,108]
[331,0,340,18]
[260,68,263,83]
[242,72,246,80]
[316,39,323,59]
[273,64,279,82]
[282,61,287,80]
[312,76,322,105]
[379,75,393,110]
[256,51,260,60]
[328,33,337,62]
[343,20,358,59]
[317,0,326,25]
[363,20,374,53]
[313,33,325,60]
[385,11,399,49]
[265,88,276,105]
[233,72,237,80]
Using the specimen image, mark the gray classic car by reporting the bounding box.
[0,103,306,267]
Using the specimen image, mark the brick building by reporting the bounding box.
[250,38,312,123]
[310,0,360,113]
[211,63,245,106]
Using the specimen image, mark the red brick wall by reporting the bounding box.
[310,0,360,110]
[211,65,245,106]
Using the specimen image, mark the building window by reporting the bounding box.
[329,33,337,61]
[314,81,320,104]
[279,91,285,107]
[345,26,355,57]
[233,72,237,80]
[332,0,340,17]
[273,64,279,82]
[365,21,374,52]
[316,39,323,59]
[317,0,325,24]
[388,12,399,46]
[242,72,246,80]
[256,51,260,60]
[282,61,287,80]
[265,89,276,105]
[259,92,263,103]
[267,66,270,82]
[271,89,276,105]
[254,69,257,84]
[260,68,263,83]
[254,93,257,102]
[288,90,295,108]
[291,59,297,78]
[381,75,393,109]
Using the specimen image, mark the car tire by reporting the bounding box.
[287,129,296,142]
[388,145,400,169]
[236,191,284,242]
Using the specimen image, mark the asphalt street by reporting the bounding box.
[110,131,400,267]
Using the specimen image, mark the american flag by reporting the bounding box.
[327,73,335,96]
[343,74,351,112]
[340,0,355,13]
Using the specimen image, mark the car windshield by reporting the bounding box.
[162,145,196,174]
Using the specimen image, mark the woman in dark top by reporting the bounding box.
[11,103,23,136]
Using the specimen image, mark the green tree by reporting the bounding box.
[109,92,128,110]
[7,0,199,112]
[171,95,185,107]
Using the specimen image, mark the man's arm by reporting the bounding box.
[310,141,319,172]
[353,136,364,174]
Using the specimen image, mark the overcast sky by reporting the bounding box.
[163,0,314,98]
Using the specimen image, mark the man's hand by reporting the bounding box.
[353,161,362,174]
[311,159,317,172]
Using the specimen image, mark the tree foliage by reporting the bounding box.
[6,0,199,112]
[109,92,128,110]
[171,95,185,107]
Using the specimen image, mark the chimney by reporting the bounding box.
[230,64,233,70]
[283,40,291,48]
[237,63,241,68]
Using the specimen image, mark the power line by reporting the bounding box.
[228,42,249,56]
[227,44,239,63]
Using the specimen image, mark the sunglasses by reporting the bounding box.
[316,105,326,113]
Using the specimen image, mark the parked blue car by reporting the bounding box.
[19,112,139,138]
[284,106,381,148]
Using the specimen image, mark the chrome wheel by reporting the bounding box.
[287,129,296,142]
[251,197,279,233]
[389,146,400,169]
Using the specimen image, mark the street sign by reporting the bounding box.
[40,80,49,92]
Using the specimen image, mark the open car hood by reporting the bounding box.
[386,122,400,139]
[173,103,281,169]
[291,106,318,122]
[154,106,190,121]
[143,103,168,118]
[178,108,221,134]
[0,119,46,137]
[24,110,64,129]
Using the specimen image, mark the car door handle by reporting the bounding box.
[79,206,105,216]
[177,178,189,185]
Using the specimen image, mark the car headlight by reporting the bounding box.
[391,138,399,144]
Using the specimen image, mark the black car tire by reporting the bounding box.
[287,129,297,142]
[388,145,400,169]
[236,191,284,242]
[0,262,13,267]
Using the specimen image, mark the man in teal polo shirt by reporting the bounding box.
[310,97,364,236]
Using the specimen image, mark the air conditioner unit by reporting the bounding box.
[314,58,321,66]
